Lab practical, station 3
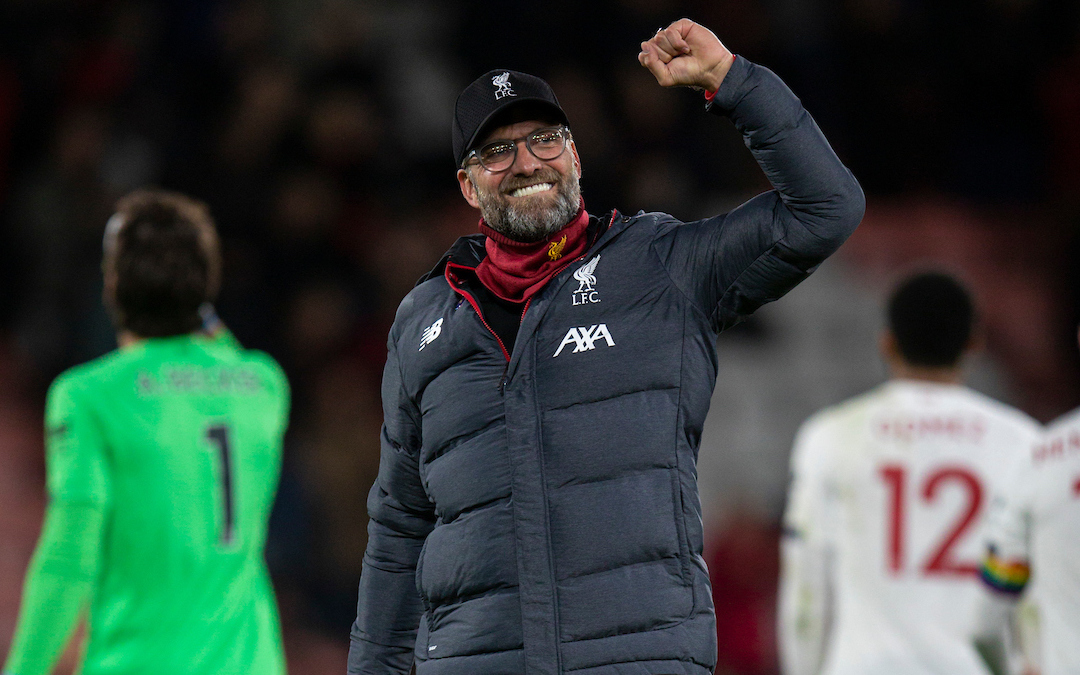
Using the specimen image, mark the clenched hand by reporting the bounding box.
[638,19,735,93]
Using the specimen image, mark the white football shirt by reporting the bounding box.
[779,380,1040,675]
[979,407,1080,675]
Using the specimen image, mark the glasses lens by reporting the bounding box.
[478,141,516,171]
[529,128,566,160]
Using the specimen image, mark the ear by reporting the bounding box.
[101,256,117,302]
[457,167,481,209]
[879,330,898,362]
[101,263,122,328]
[569,140,582,179]
[965,326,985,355]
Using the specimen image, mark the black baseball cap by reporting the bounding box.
[452,69,569,167]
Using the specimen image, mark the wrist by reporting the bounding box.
[703,53,736,94]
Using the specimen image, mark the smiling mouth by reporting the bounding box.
[508,183,554,198]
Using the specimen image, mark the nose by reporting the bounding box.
[510,138,543,175]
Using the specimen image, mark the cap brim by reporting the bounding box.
[461,97,569,166]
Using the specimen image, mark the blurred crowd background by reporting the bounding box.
[1,0,1079,673]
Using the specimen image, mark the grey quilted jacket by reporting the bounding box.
[349,56,865,675]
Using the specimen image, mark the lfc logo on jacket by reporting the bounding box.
[572,255,602,305]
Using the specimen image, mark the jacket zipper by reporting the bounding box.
[496,298,534,391]
[445,263,511,366]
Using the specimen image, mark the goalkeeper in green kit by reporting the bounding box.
[3,190,288,675]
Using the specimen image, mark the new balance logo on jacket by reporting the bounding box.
[419,318,443,351]
[553,324,615,357]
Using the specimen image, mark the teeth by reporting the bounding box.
[510,183,553,198]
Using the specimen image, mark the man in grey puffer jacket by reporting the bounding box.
[349,18,865,675]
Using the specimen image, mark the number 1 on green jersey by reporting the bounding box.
[206,423,236,546]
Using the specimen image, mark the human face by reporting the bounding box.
[457,119,582,243]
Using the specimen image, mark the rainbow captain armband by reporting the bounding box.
[980,546,1031,596]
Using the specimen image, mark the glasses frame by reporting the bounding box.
[463,125,571,172]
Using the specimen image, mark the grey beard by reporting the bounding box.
[475,171,582,243]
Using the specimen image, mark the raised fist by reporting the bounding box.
[638,19,735,93]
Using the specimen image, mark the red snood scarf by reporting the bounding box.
[475,201,590,303]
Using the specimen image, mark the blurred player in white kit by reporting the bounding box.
[974,328,1080,675]
[778,271,1041,675]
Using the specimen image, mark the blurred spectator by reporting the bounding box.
[291,357,383,630]
[708,508,781,675]
[12,105,118,381]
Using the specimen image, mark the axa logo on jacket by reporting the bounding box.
[553,324,615,357]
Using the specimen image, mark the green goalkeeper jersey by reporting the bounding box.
[5,333,289,675]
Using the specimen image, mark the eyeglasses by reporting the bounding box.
[464,126,570,172]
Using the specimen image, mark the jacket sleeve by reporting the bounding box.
[653,56,865,332]
[348,333,436,675]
